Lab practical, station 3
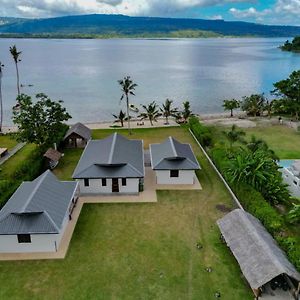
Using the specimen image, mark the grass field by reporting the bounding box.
[0,144,36,179]
[0,135,18,151]
[0,127,252,300]
[212,123,300,159]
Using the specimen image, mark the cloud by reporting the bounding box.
[208,14,223,20]
[0,0,251,18]
[229,7,270,19]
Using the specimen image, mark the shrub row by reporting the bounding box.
[189,116,213,147]
[0,147,46,208]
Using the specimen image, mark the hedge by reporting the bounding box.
[189,116,213,147]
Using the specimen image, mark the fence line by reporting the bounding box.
[189,129,244,210]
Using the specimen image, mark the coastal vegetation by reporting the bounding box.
[222,99,240,117]
[112,110,126,127]
[160,99,178,125]
[281,37,300,52]
[9,45,21,96]
[138,101,161,126]
[189,117,300,270]
[12,93,71,146]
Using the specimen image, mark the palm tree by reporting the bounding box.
[112,110,126,127]
[182,101,192,122]
[9,45,22,96]
[160,99,178,124]
[118,76,137,135]
[139,101,161,126]
[222,99,240,117]
[223,125,246,148]
[0,62,3,133]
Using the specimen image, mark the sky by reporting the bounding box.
[0,0,299,26]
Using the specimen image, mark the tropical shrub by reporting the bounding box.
[189,116,212,147]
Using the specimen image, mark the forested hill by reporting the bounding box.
[0,14,300,38]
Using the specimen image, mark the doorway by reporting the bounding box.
[112,178,119,192]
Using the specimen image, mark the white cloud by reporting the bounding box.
[208,14,223,20]
[229,7,270,19]
[0,0,251,18]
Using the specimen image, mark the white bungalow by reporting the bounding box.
[0,170,79,253]
[72,133,145,194]
[281,160,300,198]
[149,137,200,185]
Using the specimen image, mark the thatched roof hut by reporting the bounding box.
[217,209,300,297]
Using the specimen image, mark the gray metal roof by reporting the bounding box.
[149,137,200,170]
[0,170,78,235]
[72,133,144,179]
[64,122,91,141]
[217,209,300,289]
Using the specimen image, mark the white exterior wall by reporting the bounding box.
[281,168,300,198]
[0,186,79,254]
[78,178,140,194]
[155,170,195,185]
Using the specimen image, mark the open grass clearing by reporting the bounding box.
[0,127,252,299]
[0,134,18,151]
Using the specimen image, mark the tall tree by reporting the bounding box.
[0,62,3,133]
[9,45,22,96]
[139,101,161,126]
[12,93,71,146]
[112,110,126,127]
[272,70,300,120]
[160,99,178,124]
[223,125,246,148]
[222,99,240,117]
[182,101,192,122]
[241,94,266,116]
[118,76,137,135]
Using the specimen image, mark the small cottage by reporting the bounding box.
[43,148,62,169]
[0,170,79,253]
[72,133,144,194]
[149,137,200,184]
[63,122,91,148]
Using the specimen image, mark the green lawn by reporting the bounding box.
[0,135,18,151]
[0,127,252,300]
[212,124,300,159]
[0,144,36,179]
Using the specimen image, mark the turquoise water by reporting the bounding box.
[0,37,300,124]
[278,160,295,168]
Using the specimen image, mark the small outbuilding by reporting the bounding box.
[0,170,79,253]
[149,137,200,184]
[217,209,300,299]
[63,122,91,148]
[73,133,144,194]
[43,148,62,169]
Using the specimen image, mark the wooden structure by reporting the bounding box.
[43,148,62,169]
[63,123,91,148]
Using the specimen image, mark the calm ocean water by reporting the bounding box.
[0,38,299,125]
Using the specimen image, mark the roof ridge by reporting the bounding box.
[18,170,51,213]
[108,132,118,164]
[169,136,178,157]
[240,210,285,275]
[43,210,60,232]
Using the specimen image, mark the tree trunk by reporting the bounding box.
[0,68,2,133]
[126,95,131,135]
[15,63,20,96]
[150,118,153,126]
[166,116,168,124]
[121,119,124,127]
[230,109,233,117]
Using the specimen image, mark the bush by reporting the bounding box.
[189,116,213,147]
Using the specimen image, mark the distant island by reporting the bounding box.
[281,36,300,52]
[1,14,300,39]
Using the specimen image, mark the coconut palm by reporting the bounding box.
[118,76,137,135]
[160,99,178,124]
[182,101,192,122]
[9,45,22,96]
[112,110,127,127]
[222,99,240,117]
[223,125,246,148]
[139,101,161,126]
[0,62,3,132]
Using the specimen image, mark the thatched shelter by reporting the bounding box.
[63,122,91,148]
[43,148,62,169]
[217,209,300,299]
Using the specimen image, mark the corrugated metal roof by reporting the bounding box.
[217,209,300,289]
[72,133,144,179]
[64,122,91,141]
[149,137,200,170]
[0,170,78,234]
